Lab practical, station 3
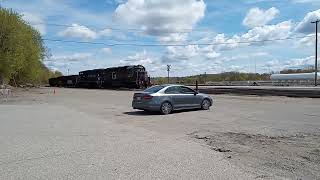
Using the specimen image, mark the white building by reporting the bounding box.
[271,73,320,86]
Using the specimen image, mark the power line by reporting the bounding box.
[41,23,144,32]
[28,22,315,44]
[29,22,215,33]
[42,35,314,47]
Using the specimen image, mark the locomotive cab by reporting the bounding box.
[131,65,150,88]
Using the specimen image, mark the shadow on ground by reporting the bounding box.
[123,109,205,116]
[123,111,160,116]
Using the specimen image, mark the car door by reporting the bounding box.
[179,86,201,108]
[164,86,184,109]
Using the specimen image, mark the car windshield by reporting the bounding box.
[143,85,165,93]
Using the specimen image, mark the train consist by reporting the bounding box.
[49,65,151,89]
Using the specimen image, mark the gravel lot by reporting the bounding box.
[1,87,320,179]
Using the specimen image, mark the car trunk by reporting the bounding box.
[133,92,153,102]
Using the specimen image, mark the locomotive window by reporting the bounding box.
[112,72,117,79]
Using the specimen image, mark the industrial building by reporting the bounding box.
[271,73,320,86]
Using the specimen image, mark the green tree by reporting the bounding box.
[0,8,60,85]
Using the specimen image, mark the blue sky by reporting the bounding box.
[2,0,320,77]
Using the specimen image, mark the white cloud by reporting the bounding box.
[22,12,46,35]
[265,59,280,69]
[297,35,315,47]
[199,45,221,59]
[114,0,206,42]
[144,18,291,75]
[99,28,112,37]
[283,56,314,68]
[243,7,279,28]
[162,45,200,62]
[101,48,112,54]
[58,24,98,41]
[44,53,95,74]
[162,44,229,64]
[291,0,320,3]
[241,21,292,41]
[58,25,116,40]
[160,21,283,64]
[202,21,292,52]
[263,56,315,72]
[295,9,320,34]
[158,34,188,43]
[210,34,242,51]
[221,52,270,62]
[46,53,93,62]
[205,51,221,59]
[120,50,154,65]
[229,65,248,73]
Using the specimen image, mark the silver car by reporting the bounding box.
[132,85,213,115]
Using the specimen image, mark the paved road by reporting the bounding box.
[0,88,252,180]
[1,87,320,179]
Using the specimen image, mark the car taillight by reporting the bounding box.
[143,95,153,100]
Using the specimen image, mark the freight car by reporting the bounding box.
[49,75,78,87]
[77,69,104,88]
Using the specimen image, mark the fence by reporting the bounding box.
[0,87,11,101]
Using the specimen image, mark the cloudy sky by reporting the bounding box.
[2,0,320,76]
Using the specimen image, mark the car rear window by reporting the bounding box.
[144,85,165,93]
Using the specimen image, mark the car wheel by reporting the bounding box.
[201,99,211,110]
[160,102,172,115]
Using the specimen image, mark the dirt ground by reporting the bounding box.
[1,87,320,179]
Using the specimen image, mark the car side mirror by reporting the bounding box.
[194,91,198,96]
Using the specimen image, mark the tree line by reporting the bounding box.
[280,67,315,74]
[0,8,62,86]
[152,72,271,85]
[153,67,318,85]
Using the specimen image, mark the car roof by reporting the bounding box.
[160,84,184,87]
[155,84,192,90]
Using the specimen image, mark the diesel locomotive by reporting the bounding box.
[49,65,151,89]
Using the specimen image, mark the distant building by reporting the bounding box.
[271,73,320,86]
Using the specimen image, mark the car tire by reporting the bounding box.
[160,102,173,115]
[201,99,211,110]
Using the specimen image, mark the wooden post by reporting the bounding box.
[0,74,3,86]
[196,80,198,92]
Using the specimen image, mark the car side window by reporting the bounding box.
[165,86,180,94]
[180,87,195,94]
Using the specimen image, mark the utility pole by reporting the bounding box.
[67,68,70,76]
[254,59,257,74]
[311,20,319,86]
[167,65,171,84]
